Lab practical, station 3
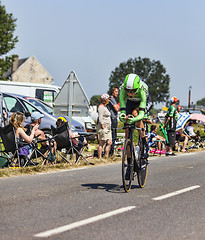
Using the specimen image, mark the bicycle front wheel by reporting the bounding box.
[137,139,148,188]
[122,139,134,192]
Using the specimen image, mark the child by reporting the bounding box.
[148,125,165,153]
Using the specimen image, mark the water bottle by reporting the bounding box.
[134,146,139,159]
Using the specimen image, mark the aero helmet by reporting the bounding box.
[123,74,140,93]
[171,96,178,103]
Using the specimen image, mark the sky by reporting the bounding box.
[1,0,205,107]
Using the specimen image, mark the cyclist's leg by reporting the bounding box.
[124,128,132,179]
[124,101,138,179]
[122,138,134,191]
[136,120,149,159]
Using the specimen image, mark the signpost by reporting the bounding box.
[53,71,90,128]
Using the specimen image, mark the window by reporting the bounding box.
[3,96,25,113]
[21,100,39,114]
[26,98,53,114]
[36,89,57,105]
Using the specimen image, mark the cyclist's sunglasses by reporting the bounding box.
[124,88,137,94]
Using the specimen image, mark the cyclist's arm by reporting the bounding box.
[119,88,127,114]
[134,90,146,121]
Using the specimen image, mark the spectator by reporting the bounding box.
[25,111,56,163]
[25,112,47,147]
[175,106,191,152]
[56,117,88,155]
[97,94,112,158]
[143,111,153,135]
[164,96,178,156]
[176,129,191,152]
[148,125,165,152]
[186,121,200,142]
[10,112,39,143]
[107,87,120,156]
[176,105,182,117]
[9,112,39,162]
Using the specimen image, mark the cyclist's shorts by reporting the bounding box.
[126,99,140,115]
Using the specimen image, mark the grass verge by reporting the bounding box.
[0,145,204,178]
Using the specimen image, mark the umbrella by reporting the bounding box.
[190,113,205,123]
[176,112,191,131]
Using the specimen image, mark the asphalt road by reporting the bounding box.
[0,151,205,240]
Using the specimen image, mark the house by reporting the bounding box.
[2,55,53,84]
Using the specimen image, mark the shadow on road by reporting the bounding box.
[81,183,140,193]
[82,183,124,193]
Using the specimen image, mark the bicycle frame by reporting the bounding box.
[120,123,148,191]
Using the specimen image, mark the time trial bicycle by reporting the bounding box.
[121,124,148,192]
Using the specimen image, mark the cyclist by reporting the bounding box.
[119,73,150,162]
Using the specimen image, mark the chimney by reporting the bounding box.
[11,55,19,74]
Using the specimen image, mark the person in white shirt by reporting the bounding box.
[186,121,200,142]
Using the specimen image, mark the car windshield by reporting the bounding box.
[25,98,53,114]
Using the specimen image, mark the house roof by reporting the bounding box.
[2,57,28,79]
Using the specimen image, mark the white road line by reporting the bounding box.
[152,185,200,201]
[34,206,136,238]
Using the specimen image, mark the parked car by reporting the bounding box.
[22,96,96,140]
[0,92,87,135]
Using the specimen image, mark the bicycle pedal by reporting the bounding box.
[141,164,147,169]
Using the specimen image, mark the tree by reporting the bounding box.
[108,57,170,104]
[90,95,101,106]
[196,97,205,106]
[0,1,18,79]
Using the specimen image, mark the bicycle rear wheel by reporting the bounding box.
[137,139,148,188]
[122,139,134,192]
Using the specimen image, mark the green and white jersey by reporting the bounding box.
[119,80,148,110]
[165,105,178,131]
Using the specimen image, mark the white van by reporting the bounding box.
[0,80,60,105]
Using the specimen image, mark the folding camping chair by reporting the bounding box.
[0,123,55,167]
[25,135,57,166]
[51,122,94,165]
[0,123,40,167]
[0,123,21,167]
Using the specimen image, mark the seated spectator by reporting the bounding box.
[56,117,87,153]
[148,125,165,153]
[10,112,39,143]
[9,112,39,163]
[25,111,56,163]
[25,112,47,147]
[176,129,191,152]
[185,121,200,142]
